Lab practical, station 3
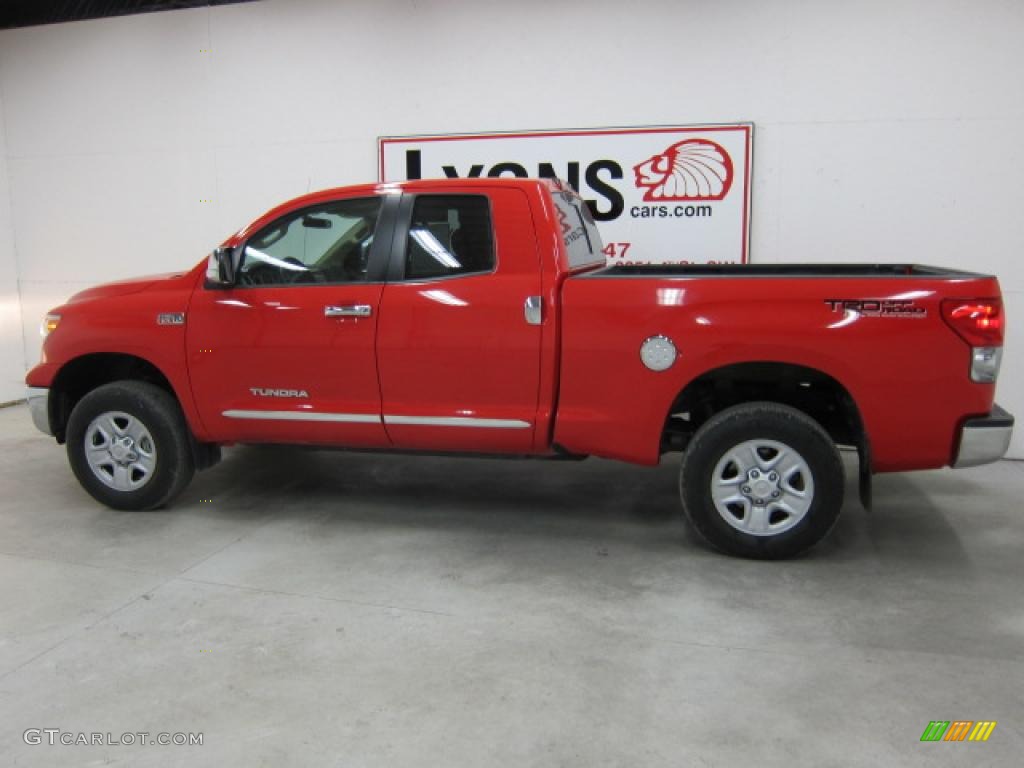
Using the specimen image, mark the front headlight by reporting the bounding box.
[40,313,61,337]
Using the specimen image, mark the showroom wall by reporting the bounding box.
[0,0,1021,456]
[0,81,24,402]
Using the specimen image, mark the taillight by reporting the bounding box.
[941,298,1004,383]
[941,298,1003,347]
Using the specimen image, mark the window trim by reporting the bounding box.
[386,193,498,283]
[225,194,399,289]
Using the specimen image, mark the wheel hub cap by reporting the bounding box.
[710,439,814,536]
[83,411,157,492]
[109,437,136,463]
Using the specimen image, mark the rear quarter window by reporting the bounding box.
[549,184,605,269]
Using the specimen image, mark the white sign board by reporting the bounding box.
[379,124,752,265]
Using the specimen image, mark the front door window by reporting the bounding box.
[239,197,382,286]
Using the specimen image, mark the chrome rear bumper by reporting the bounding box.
[953,404,1014,468]
[26,387,52,436]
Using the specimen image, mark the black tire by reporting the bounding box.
[66,381,195,510]
[680,402,844,559]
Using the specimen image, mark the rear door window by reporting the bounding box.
[404,195,495,280]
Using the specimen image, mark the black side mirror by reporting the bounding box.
[206,246,238,288]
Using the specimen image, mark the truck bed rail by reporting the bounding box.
[584,263,988,279]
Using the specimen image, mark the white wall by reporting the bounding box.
[0,0,1021,455]
[0,63,26,403]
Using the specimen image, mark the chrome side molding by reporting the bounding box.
[384,415,531,429]
[221,410,532,429]
[223,410,382,424]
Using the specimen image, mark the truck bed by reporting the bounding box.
[583,263,987,279]
[556,260,1002,472]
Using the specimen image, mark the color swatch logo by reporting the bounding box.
[920,721,997,742]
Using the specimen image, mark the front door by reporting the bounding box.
[187,195,391,447]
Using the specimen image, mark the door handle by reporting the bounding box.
[324,304,372,318]
[524,296,543,326]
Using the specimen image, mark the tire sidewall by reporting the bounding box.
[681,403,844,559]
[66,382,193,510]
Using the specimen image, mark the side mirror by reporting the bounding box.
[206,246,238,288]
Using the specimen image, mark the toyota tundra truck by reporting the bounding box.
[25,178,1014,558]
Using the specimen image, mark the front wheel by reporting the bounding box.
[66,381,195,510]
[680,402,845,559]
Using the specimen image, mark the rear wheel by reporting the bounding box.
[66,381,195,510]
[680,402,844,559]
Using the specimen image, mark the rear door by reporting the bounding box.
[375,187,543,453]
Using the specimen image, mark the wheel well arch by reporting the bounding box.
[48,353,176,442]
[661,362,865,455]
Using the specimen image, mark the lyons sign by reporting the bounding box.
[378,124,753,265]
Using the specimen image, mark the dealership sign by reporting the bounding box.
[378,124,753,265]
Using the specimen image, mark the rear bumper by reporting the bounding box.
[953,404,1013,468]
[26,387,52,436]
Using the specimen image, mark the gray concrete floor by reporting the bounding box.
[0,403,1021,767]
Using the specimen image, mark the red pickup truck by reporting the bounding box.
[25,178,1013,558]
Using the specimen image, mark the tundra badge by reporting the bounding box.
[250,388,310,398]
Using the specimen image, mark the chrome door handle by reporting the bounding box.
[324,304,372,318]
[524,296,543,325]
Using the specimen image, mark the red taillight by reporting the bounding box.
[941,298,1004,346]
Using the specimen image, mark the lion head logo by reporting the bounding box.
[633,139,734,202]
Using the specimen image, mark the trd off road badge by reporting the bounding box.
[378,124,753,265]
[824,299,927,318]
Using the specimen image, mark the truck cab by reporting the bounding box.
[190,182,569,455]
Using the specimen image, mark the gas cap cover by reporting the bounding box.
[640,335,677,372]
